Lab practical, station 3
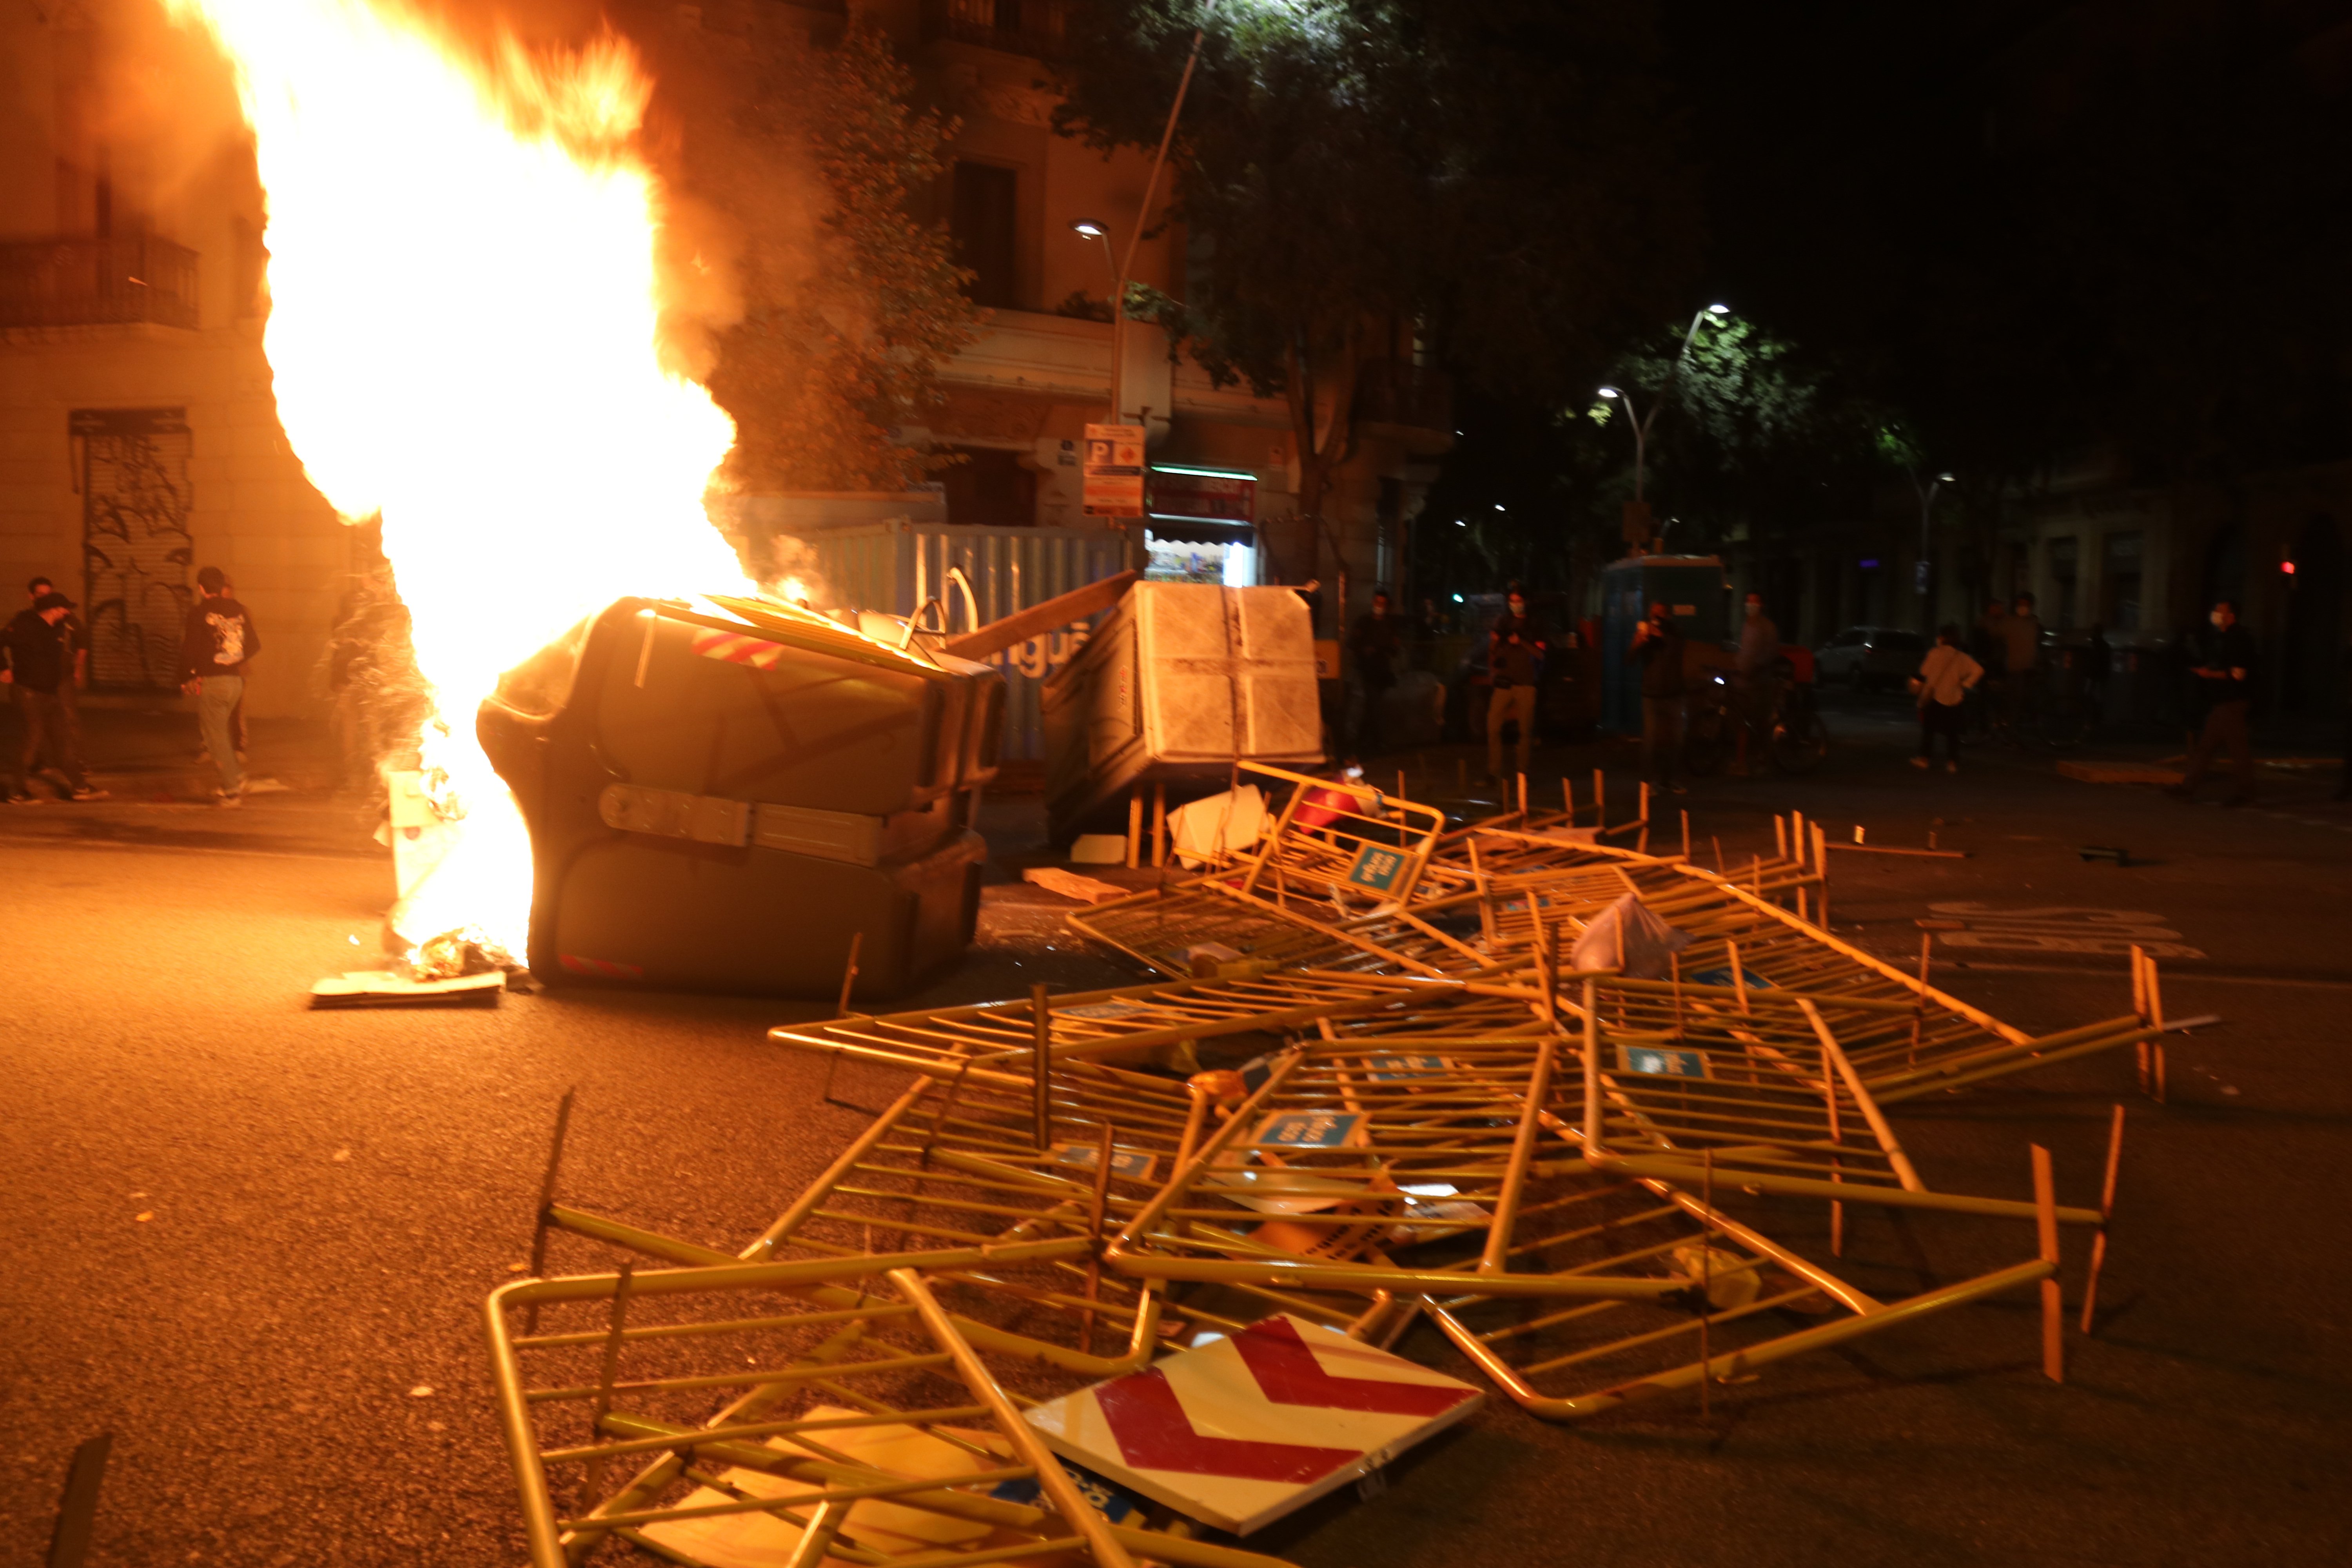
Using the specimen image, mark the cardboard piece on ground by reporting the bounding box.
[1023,866,1132,904]
[308,970,504,1008]
[1069,833,1129,865]
[2056,759,2183,786]
[639,1406,1010,1567]
[1023,1313,1482,1535]
[1167,784,1270,870]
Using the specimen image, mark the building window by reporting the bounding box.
[951,161,1019,310]
[2100,532,2143,632]
[941,446,1035,529]
[2048,535,2078,630]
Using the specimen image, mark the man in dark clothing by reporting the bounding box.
[1731,591,1779,776]
[1968,599,2007,736]
[24,574,90,787]
[1485,590,1544,781]
[1632,600,1688,795]
[181,565,261,804]
[2169,600,2258,806]
[1348,590,1404,758]
[25,576,87,692]
[3,592,104,802]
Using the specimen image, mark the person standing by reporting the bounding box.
[1484,589,1544,783]
[1348,589,1403,759]
[1969,599,2008,735]
[181,566,260,805]
[1731,590,1779,776]
[1997,592,2044,732]
[2168,600,2257,806]
[2,592,106,802]
[1631,600,1688,795]
[1909,624,1982,773]
[25,574,89,777]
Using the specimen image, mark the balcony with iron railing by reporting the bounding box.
[1354,359,1454,438]
[0,236,200,331]
[922,0,1069,58]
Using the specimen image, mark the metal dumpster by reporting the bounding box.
[477,593,1001,1000]
[1040,581,1323,844]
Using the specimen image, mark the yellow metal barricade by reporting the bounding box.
[1418,1162,2058,1421]
[543,1062,1199,1380]
[486,1255,1302,1568]
[1103,1034,1700,1307]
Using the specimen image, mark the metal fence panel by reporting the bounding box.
[785,522,1134,761]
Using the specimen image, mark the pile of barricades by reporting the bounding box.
[486,764,2172,1568]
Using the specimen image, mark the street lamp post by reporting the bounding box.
[1070,219,1120,422]
[1916,470,1955,632]
[1597,302,1729,506]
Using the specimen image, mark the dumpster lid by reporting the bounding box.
[692,592,948,676]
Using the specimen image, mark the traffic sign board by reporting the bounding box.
[1617,1044,1711,1080]
[1083,422,1147,516]
[1343,842,1409,893]
[1254,1110,1363,1149]
[1024,1313,1483,1534]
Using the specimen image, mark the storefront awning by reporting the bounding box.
[1145,517,1256,547]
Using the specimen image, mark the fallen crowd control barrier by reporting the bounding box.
[487,1255,1308,1568]
[488,769,2174,1560]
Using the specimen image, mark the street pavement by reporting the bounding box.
[2,695,2348,1566]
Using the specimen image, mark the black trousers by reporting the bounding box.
[1641,695,1682,788]
[15,685,88,791]
[2181,698,2252,799]
[1919,701,1965,761]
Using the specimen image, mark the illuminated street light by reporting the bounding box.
[1067,220,1121,419]
[1599,304,1730,513]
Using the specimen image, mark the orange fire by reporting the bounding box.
[168,0,746,954]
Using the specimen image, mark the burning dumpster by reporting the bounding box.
[1041,582,1323,846]
[478,593,1001,999]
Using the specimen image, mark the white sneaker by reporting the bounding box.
[213,788,244,808]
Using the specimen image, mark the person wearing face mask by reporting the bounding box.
[2168,600,2258,806]
[1485,589,1544,782]
[1731,590,1779,776]
[1347,589,1403,757]
[1630,600,1688,795]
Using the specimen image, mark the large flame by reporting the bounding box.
[169,0,745,953]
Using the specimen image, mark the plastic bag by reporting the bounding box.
[1569,891,1691,979]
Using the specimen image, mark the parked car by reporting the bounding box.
[1814,625,1927,692]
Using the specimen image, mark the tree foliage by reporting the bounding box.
[704,23,979,493]
[1668,2,2352,490]
[1052,0,1697,581]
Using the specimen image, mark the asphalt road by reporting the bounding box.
[4,709,2348,1567]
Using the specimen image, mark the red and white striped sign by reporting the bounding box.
[691,629,789,670]
[1023,1314,1481,1535]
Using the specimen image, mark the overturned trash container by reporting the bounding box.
[479,593,1000,999]
[1042,581,1323,844]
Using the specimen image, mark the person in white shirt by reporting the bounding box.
[1910,623,1983,773]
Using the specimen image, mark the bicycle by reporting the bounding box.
[1682,666,1827,776]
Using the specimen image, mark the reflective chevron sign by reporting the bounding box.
[1023,1314,1483,1534]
